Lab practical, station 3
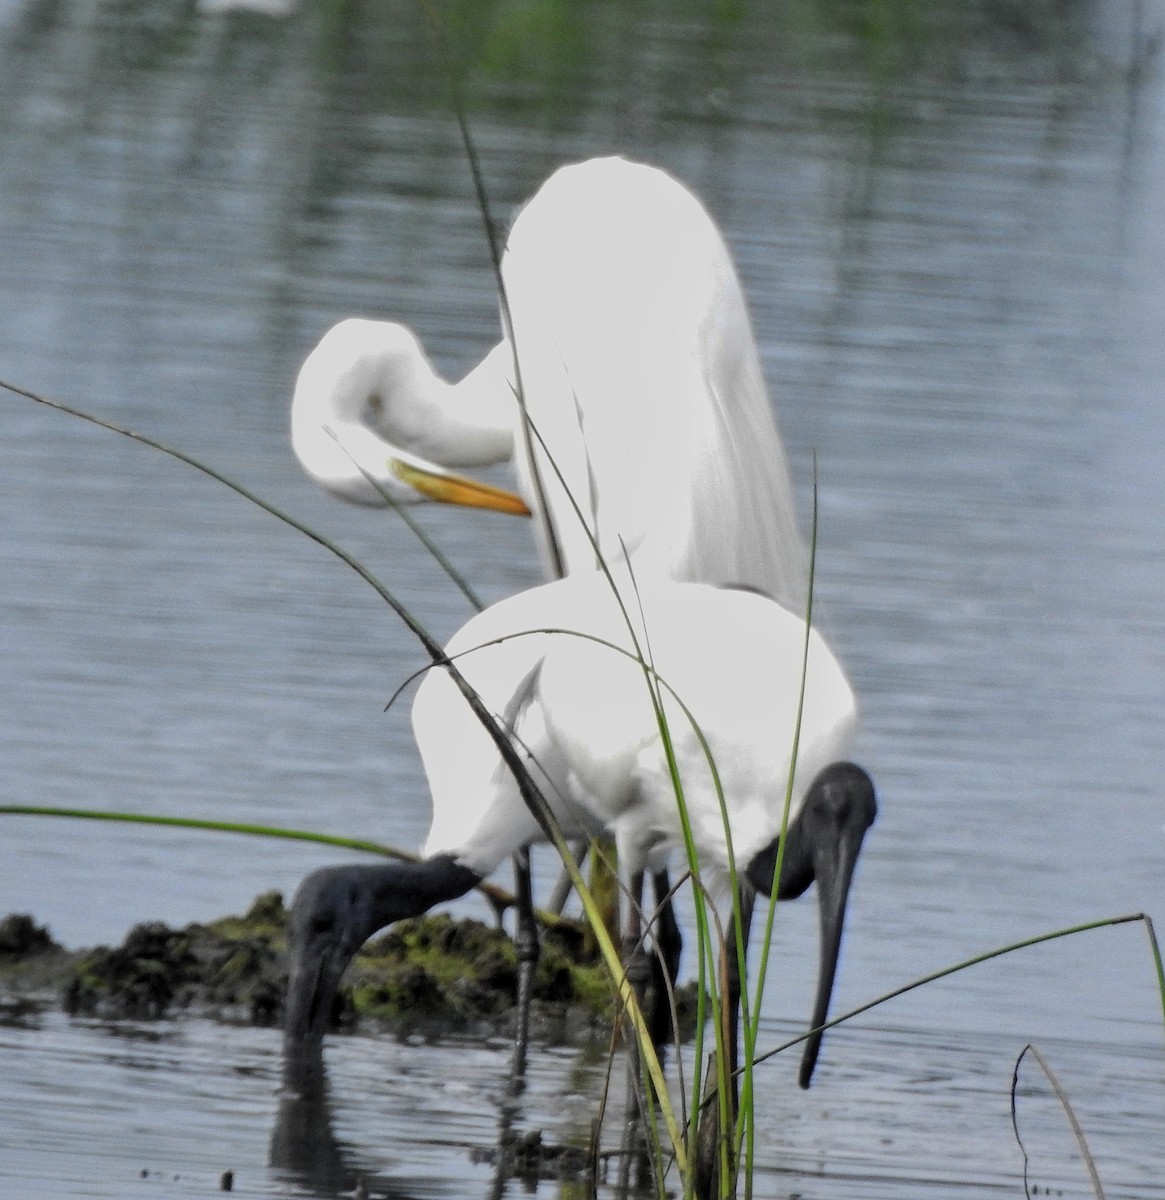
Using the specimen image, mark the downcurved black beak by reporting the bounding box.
[746,761,876,1088]
[284,879,360,1051]
[284,936,347,1050]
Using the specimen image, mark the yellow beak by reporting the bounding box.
[390,458,531,516]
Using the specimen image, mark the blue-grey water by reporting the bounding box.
[1,1,1163,1196]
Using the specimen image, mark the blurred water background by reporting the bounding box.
[1,0,1162,1196]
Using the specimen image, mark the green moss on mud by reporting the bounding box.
[0,892,640,1039]
[345,913,613,1031]
[61,891,288,1024]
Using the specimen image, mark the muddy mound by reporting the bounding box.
[0,894,694,1039]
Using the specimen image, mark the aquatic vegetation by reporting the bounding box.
[0,891,647,1036]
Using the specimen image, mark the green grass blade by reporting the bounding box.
[0,381,562,865]
[0,379,440,655]
[738,459,820,1191]
[751,912,1158,1070]
[1142,913,1165,1031]
[0,804,415,858]
[0,803,580,925]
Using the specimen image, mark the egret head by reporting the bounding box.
[746,761,876,1087]
[290,318,529,514]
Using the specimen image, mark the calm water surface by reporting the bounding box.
[1,1,1163,1196]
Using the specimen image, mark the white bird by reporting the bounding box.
[285,158,852,1083]
[286,571,876,1091]
[290,155,806,610]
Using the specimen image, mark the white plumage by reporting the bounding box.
[290,156,805,608]
[415,571,855,888]
[284,160,874,1100]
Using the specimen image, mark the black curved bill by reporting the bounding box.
[746,762,876,1088]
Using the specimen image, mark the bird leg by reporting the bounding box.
[544,840,589,915]
[694,882,754,1200]
[509,845,539,1085]
[651,869,683,986]
[613,870,670,1194]
[620,871,653,997]
[616,867,684,1195]
[724,883,754,1084]
[618,868,684,1056]
[620,865,688,1160]
[646,868,683,1051]
[620,871,653,1128]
